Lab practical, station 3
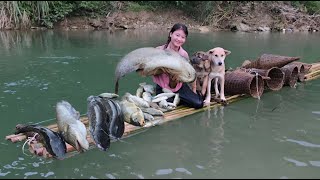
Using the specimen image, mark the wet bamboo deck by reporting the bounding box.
[5,62,320,159]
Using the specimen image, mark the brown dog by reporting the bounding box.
[190,51,211,96]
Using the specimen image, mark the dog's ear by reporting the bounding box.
[207,50,214,54]
[224,50,231,56]
[196,52,202,57]
[204,60,211,70]
[197,51,206,58]
[203,53,209,60]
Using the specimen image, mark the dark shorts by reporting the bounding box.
[155,83,204,109]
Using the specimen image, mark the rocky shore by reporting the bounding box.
[40,2,320,33]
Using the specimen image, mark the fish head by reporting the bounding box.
[178,62,196,83]
[15,124,26,134]
[67,125,89,152]
[87,96,94,102]
[97,144,108,151]
[131,112,145,126]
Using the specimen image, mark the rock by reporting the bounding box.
[231,22,252,32]
[83,25,94,30]
[89,19,102,28]
[257,26,270,32]
[198,26,210,33]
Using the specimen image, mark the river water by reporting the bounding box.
[0,29,320,178]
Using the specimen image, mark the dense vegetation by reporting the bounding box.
[0,1,320,29]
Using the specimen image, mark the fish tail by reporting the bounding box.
[115,79,119,94]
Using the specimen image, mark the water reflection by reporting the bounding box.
[196,105,228,175]
[0,29,167,57]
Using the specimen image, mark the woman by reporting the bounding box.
[153,23,204,109]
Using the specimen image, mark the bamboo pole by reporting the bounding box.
[309,63,320,72]
[305,70,320,80]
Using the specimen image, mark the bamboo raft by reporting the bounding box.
[5,61,320,159]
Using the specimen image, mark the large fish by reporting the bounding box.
[15,124,67,159]
[56,100,89,152]
[87,96,111,151]
[114,47,196,94]
[119,99,145,126]
[100,97,125,140]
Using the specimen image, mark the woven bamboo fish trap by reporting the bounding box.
[224,69,264,98]
[289,62,312,82]
[246,67,285,91]
[280,64,299,87]
[242,54,300,69]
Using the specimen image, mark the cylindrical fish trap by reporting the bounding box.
[280,64,299,87]
[242,54,300,69]
[249,67,285,91]
[224,70,264,98]
[290,62,312,82]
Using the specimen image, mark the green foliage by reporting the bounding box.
[291,1,302,8]
[291,1,320,14]
[132,1,198,10]
[125,2,155,12]
[41,1,75,28]
[302,1,320,14]
[39,1,114,28]
[175,1,187,7]
[73,1,113,16]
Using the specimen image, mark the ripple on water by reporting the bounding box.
[195,164,205,169]
[283,157,308,167]
[155,168,173,175]
[3,164,25,170]
[130,172,144,179]
[40,172,54,178]
[175,168,192,175]
[3,77,50,93]
[311,111,320,117]
[24,172,38,178]
[105,173,116,179]
[38,56,80,59]
[105,53,123,57]
[286,138,320,148]
[3,90,16,94]
[0,170,11,177]
[309,161,320,167]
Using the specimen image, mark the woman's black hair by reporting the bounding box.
[164,23,188,49]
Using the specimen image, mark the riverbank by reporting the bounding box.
[50,2,319,33]
[2,1,319,33]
